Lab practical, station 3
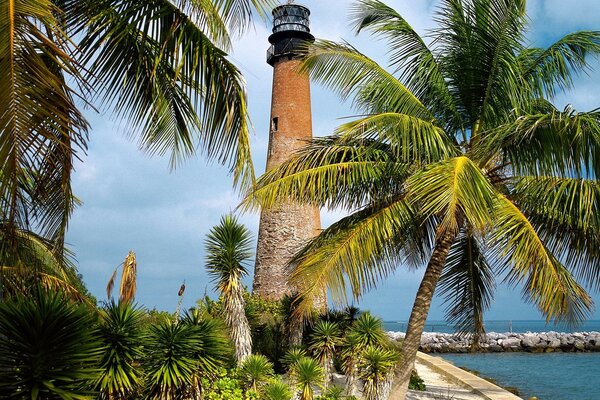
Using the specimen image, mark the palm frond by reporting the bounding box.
[438,230,494,342]
[288,198,417,319]
[512,176,600,290]
[303,40,433,119]
[519,31,600,98]
[0,0,88,248]
[406,156,497,235]
[350,0,462,132]
[62,0,254,187]
[334,113,458,164]
[242,136,409,213]
[436,0,527,131]
[488,193,593,325]
[477,106,600,179]
[119,251,137,304]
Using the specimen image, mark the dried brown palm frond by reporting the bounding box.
[106,251,137,303]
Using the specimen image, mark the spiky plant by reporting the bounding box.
[289,357,324,400]
[357,346,400,400]
[96,301,145,399]
[205,214,254,364]
[0,290,103,399]
[342,313,387,397]
[244,0,600,396]
[263,379,294,400]
[239,354,275,393]
[281,347,309,371]
[308,320,342,387]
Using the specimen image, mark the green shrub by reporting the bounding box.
[409,370,426,391]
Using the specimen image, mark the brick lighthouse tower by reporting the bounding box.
[252,3,322,305]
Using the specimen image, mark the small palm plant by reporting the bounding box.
[281,347,309,370]
[0,290,103,399]
[96,301,145,399]
[357,346,400,400]
[289,357,324,400]
[342,313,386,396]
[264,379,294,400]
[239,354,275,394]
[308,320,342,387]
[144,321,200,399]
[205,214,254,364]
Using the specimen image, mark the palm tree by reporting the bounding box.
[0,289,103,399]
[106,251,138,304]
[96,301,145,399]
[289,356,324,400]
[239,354,275,394]
[244,0,600,397]
[308,320,342,387]
[0,0,273,293]
[205,214,254,364]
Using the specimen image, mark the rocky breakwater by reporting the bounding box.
[387,331,600,353]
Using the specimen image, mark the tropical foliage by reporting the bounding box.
[0,0,274,297]
[0,290,103,399]
[244,0,600,395]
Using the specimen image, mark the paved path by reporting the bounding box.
[405,353,523,400]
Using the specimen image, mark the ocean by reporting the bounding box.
[384,320,600,399]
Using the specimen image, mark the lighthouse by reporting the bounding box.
[252,3,323,306]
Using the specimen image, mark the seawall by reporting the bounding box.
[388,331,600,353]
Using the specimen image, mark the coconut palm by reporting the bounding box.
[289,357,324,400]
[308,320,342,387]
[0,289,103,399]
[357,346,400,400]
[205,214,254,364]
[244,0,600,396]
[0,0,273,293]
[96,301,145,399]
[239,354,275,393]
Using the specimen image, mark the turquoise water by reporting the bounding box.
[441,352,600,400]
[383,320,600,334]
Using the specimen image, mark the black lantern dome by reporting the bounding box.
[267,4,315,66]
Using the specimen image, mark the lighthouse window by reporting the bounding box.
[272,117,279,131]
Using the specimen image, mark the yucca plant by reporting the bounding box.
[281,347,309,371]
[289,357,324,400]
[239,354,275,393]
[263,379,294,400]
[205,214,254,364]
[96,301,145,399]
[308,320,342,387]
[244,0,600,396]
[341,313,387,397]
[357,346,400,400]
[0,289,103,399]
[144,321,204,399]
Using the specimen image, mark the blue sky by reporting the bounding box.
[67,0,600,322]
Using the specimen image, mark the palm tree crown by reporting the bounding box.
[245,0,600,396]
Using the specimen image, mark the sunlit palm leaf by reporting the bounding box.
[512,176,600,290]
[303,40,432,119]
[489,194,593,324]
[350,0,462,132]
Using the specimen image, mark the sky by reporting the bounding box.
[67,0,600,323]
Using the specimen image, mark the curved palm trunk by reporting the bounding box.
[390,231,456,400]
[225,285,252,364]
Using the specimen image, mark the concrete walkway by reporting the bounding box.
[405,352,523,400]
